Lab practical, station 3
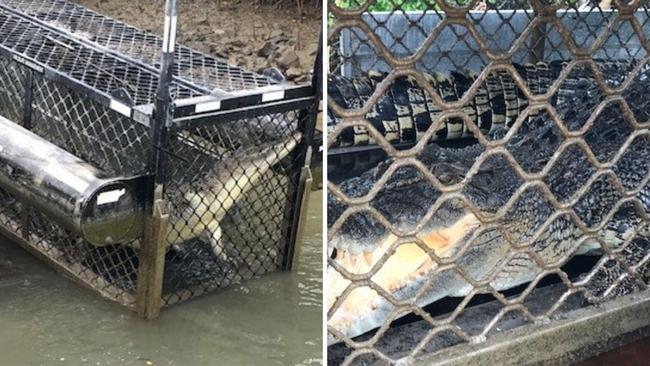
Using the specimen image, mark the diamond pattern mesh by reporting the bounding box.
[0,0,277,95]
[0,59,145,308]
[161,112,304,306]
[327,1,650,364]
[0,1,312,314]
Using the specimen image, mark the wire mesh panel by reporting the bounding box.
[0,0,317,316]
[0,0,277,93]
[161,112,305,305]
[327,0,650,364]
[0,60,146,307]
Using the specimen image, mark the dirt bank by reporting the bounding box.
[75,0,321,83]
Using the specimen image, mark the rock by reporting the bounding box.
[286,66,303,80]
[267,35,289,46]
[241,46,253,56]
[263,67,286,82]
[213,28,226,36]
[270,28,284,39]
[276,46,299,69]
[196,16,209,26]
[257,40,276,57]
[296,73,312,84]
[267,28,289,46]
[236,59,247,68]
[229,39,246,48]
[307,42,320,56]
[254,58,272,74]
[270,30,284,39]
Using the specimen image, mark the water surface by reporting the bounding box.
[0,191,323,366]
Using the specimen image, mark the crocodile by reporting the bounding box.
[328,60,634,148]
[161,119,301,261]
[327,62,650,344]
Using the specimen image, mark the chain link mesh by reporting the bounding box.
[0,59,146,307]
[161,112,305,306]
[327,0,650,364]
[0,0,277,95]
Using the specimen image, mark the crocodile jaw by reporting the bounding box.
[328,213,480,344]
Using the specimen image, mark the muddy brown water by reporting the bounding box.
[0,191,323,366]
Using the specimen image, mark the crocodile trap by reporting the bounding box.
[0,0,319,317]
[328,1,650,365]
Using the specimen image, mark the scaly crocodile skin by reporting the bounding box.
[328,60,636,147]
[327,62,650,344]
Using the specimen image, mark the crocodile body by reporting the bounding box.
[328,60,633,147]
[327,62,650,344]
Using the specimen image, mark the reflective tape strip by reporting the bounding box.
[262,90,285,102]
[12,55,44,73]
[195,100,222,113]
[163,15,178,53]
[109,99,131,117]
[97,189,126,205]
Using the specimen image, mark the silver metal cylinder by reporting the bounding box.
[0,115,145,246]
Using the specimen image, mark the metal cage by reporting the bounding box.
[0,0,320,318]
[327,0,650,365]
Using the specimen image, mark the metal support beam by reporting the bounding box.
[289,166,313,270]
[21,69,33,129]
[150,0,178,187]
[283,35,322,270]
[415,290,650,366]
[137,0,178,317]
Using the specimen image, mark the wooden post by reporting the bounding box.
[136,184,169,319]
[284,37,321,270]
[290,166,313,270]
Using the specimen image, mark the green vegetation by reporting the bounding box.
[334,0,583,11]
[334,0,433,11]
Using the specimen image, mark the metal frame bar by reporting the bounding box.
[135,0,178,318]
[283,36,322,270]
[0,0,314,127]
[0,0,320,316]
[416,290,650,366]
[171,96,315,130]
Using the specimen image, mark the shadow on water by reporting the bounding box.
[0,191,323,366]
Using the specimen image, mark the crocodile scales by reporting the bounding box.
[327,62,650,344]
[328,60,634,147]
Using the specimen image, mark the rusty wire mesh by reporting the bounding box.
[327,0,650,364]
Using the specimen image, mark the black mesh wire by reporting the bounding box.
[0,57,145,307]
[161,111,304,305]
[29,77,151,176]
[327,1,650,364]
[0,57,26,122]
[0,0,277,96]
[0,0,313,313]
